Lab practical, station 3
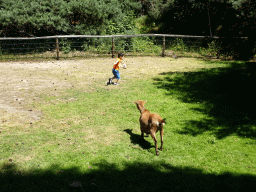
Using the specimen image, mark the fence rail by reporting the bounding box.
[0,34,250,60]
[0,34,248,40]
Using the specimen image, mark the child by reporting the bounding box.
[108,52,126,85]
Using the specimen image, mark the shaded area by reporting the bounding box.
[1,160,256,192]
[124,129,152,151]
[144,0,256,61]
[154,62,256,139]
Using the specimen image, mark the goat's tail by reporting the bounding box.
[160,118,166,126]
[149,116,166,127]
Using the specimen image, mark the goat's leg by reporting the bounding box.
[140,126,145,140]
[159,128,164,151]
[140,131,144,139]
[150,131,159,156]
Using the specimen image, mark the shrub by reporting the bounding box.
[60,39,71,54]
[132,37,161,54]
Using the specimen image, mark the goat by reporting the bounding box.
[134,100,166,156]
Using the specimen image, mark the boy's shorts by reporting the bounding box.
[112,69,121,80]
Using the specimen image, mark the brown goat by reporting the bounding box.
[134,100,166,156]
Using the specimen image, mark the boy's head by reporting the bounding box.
[118,52,124,59]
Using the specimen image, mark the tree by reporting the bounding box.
[0,0,141,36]
[138,0,255,60]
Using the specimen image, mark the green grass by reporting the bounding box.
[1,59,256,191]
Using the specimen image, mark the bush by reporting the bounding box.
[217,37,255,61]
[132,37,161,54]
[60,39,71,54]
[169,38,187,52]
[82,38,112,54]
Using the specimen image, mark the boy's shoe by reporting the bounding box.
[114,83,119,85]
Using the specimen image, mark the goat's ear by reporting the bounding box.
[133,101,137,104]
[144,100,147,104]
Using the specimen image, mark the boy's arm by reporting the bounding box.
[120,63,127,69]
[114,60,119,65]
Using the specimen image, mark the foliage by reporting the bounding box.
[0,0,68,35]
[0,0,143,56]
[82,38,112,54]
[140,0,255,36]
[139,0,174,20]
[0,0,141,36]
[168,38,218,57]
[105,13,137,35]
[131,36,161,53]
[139,0,255,60]
[205,40,218,55]
[134,15,159,34]
[60,39,71,54]
[171,38,186,51]
[0,0,254,60]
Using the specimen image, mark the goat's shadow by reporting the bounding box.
[124,129,153,150]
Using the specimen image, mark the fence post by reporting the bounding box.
[112,36,115,58]
[56,37,59,60]
[162,36,165,57]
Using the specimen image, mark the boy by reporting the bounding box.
[108,52,126,85]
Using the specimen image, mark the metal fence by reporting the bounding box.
[0,34,249,60]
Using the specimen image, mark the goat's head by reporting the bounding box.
[134,100,147,106]
[133,100,147,112]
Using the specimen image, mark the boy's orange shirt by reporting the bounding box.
[113,58,122,70]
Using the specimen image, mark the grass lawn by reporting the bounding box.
[1,57,256,191]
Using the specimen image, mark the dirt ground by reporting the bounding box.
[0,56,210,128]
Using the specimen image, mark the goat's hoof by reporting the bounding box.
[156,151,159,156]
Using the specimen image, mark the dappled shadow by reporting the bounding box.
[154,61,256,139]
[124,129,152,150]
[1,160,256,192]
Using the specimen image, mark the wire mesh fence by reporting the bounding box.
[0,34,250,61]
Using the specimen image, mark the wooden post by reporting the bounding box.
[217,48,220,59]
[56,37,59,60]
[162,36,165,57]
[112,36,115,58]
[207,2,213,38]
